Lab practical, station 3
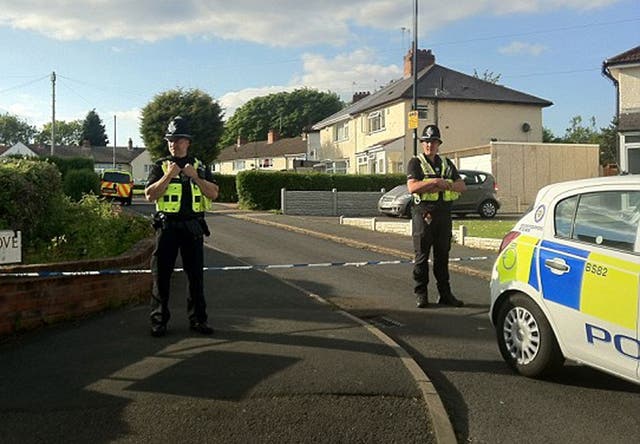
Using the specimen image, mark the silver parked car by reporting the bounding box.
[378,170,501,218]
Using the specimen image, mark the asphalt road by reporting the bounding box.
[205,209,640,444]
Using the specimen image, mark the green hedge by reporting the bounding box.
[213,174,238,202]
[45,156,94,178]
[63,169,100,201]
[236,171,406,210]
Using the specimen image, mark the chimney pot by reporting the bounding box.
[404,48,435,78]
[268,129,278,144]
[352,91,371,103]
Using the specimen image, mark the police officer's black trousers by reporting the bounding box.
[150,221,207,327]
[411,207,453,298]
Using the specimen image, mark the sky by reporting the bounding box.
[0,0,638,148]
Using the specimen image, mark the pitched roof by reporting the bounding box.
[216,136,306,162]
[313,63,552,130]
[604,45,640,67]
[28,145,147,163]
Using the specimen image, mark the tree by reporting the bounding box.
[35,120,83,145]
[219,89,344,149]
[562,115,600,144]
[140,88,224,163]
[597,117,618,166]
[473,69,501,84]
[0,112,37,145]
[81,109,109,146]
[544,115,618,166]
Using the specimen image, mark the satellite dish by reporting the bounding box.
[521,122,531,133]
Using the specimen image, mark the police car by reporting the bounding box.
[490,175,640,384]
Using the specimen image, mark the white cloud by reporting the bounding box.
[0,0,620,45]
[219,49,403,119]
[499,41,548,56]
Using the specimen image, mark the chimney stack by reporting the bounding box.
[236,135,247,147]
[127,138,133,150]
[352,91,370,103]
[268,129,278,144]
[403,48,435,78]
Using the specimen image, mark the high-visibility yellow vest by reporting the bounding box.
[413,154,460,203]
[155,159,212,213]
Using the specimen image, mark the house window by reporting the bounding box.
[367,110,385,134]
[334,121,349,142]
[357,156,368,175]
[326,160,349,174]
[259,158,273,168]
[417,106,428,120]
[233,160,245,171]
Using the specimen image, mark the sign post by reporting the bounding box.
[0,230,22,265]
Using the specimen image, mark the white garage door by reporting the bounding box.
[458,154,491,173]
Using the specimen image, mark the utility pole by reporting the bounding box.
[50,71,56,156]
[412,0,419,156]
[112,115,116,168]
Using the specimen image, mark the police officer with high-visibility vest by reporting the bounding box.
[145,116,219,337]
[407,124,466,308]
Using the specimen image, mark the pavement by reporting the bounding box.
[0,202,501,444]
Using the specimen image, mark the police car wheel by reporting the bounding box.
[496,293,564,377]
[479,200,498,218]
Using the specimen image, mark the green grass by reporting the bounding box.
[452,219,517,239]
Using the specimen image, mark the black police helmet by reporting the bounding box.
[419,124,442,143]
[165,116,192,140]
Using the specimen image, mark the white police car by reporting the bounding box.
[490,175,640,383]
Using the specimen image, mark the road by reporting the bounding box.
[200,207,640,444]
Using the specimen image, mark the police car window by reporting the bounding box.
[571,191,639,252]
[554,195,578,238]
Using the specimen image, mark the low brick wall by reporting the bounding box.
[0,238,154,337]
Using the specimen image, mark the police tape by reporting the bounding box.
[0,256,489,278]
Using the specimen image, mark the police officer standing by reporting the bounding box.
[145,116,219,337]
[407,125,466,308]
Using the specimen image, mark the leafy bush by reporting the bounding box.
[63,169,100,201]
[236,171,405,210]
[27,194,153,264]
[0,158,65,243]
[0,158,152,264]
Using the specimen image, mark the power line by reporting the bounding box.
[0,74,49,95]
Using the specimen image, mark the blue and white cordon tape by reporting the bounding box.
[0,256,489,278]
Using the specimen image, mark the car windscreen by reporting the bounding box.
[102,172,131,183]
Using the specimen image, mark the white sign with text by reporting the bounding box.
[0,230,21,265]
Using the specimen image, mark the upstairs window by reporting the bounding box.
[367,110,385,134]
[334,121,349,142]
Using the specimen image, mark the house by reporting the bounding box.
[603,45,640,174]
[214,130,308,174]
[311,48,552,175]
[0,142,39,158]
[19,141,153,185]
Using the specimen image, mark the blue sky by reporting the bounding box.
[0,0,637,148]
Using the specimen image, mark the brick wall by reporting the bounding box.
[0,238,154,337]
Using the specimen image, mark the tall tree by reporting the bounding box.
[0,112,37,145]
[35,120,83,145]
[219,89,344,148]
[81,109,109,146]
[140,88,224,163]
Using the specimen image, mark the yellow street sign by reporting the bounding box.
[408,110,418,129]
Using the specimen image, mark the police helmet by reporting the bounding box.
[165,116,192,140]
[419,124,442,143]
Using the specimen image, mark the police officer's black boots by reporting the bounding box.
[437,288,464,307]
[150,324,167,337]
[416,293,429,308]
[190,322,214,335]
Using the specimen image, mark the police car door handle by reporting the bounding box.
[544,258,570,275]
